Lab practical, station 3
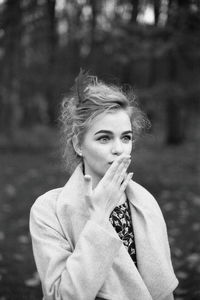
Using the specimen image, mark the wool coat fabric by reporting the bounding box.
[30,164,178,300]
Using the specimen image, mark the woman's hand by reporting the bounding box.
[84,155,133,225]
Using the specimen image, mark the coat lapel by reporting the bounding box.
[126,181,178,299]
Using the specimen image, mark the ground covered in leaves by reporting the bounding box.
[0,129,199,300]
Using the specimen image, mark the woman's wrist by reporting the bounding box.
[89,210,110,227]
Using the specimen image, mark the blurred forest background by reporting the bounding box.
[0,0,199,299]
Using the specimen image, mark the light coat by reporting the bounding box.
[30,164,178,300]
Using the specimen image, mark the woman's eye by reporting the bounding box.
[122,136,132,143]
[98,136,110,143]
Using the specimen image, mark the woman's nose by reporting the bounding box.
[111,139,123,155]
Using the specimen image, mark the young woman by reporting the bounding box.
[30,71,178,300]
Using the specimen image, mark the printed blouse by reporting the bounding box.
[109,200,137,266]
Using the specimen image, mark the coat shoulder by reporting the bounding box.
[30,188,63,223]
[129,180,162,213]
[132,181,154,197]
[33,188,62,206]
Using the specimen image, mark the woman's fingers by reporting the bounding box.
[104,155,130,182]
[104,156,123,179]
[120,172,134,192]
[114,158,131,185]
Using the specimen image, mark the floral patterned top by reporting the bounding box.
[109,200,137,267]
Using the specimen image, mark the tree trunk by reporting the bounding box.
[130,0,139,23]
[166,49,185,144]
[166,98,186,144]
[153,0,161,26]
[45,0,58,124]
[89,0,98,47]
[1,0,23,134]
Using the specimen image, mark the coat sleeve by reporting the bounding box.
[29,193,122,300]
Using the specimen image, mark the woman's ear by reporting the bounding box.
[72,135,82,157]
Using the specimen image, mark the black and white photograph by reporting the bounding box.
[0,1,199,299]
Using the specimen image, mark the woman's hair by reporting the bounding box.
[59,70,150,173]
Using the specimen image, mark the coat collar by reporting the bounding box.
[56,164,178,300]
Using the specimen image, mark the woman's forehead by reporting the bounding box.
[89,110,132,133]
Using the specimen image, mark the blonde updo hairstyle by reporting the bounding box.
[60,70,150,173]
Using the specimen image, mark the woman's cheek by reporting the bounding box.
[127,142,133,154]
[95,144,109,155]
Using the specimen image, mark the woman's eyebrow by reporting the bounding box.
[94,130,133,135]
[94,130,112,135]
[121,130,133,135]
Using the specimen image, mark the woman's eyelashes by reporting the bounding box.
[96,135,132,144]
[97,135,110,143]
[122,135,132,143]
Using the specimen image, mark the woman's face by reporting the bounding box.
[80,110,133,186]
